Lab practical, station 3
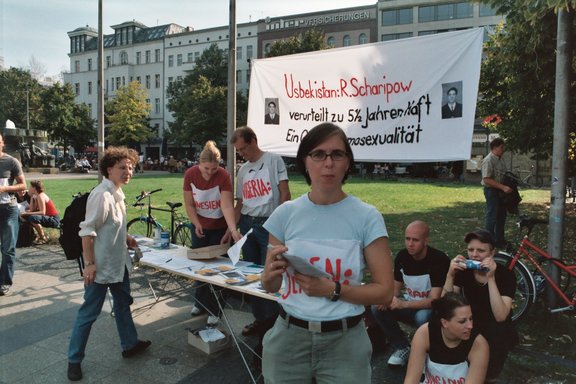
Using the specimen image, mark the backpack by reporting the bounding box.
[59,192,90,261]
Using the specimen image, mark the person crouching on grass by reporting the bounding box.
[260,123,394,383]
[67,147,151,381]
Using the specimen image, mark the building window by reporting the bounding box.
[327,36,336,47]
[136,76,141,84]
[122,76,125,86]
[382,8,413,26]
[168,77,174,85]
[155,74,160,88]
[236,70,241,84]
[194,52,200,61]
[343,35,351,47]
[136,51,141,64]
[237,46,242,60]
[116,77,121,90]
[381,32,413,41]
[419,3,472,22]
[177,76,182,81]
[247,45,253,60]
[145,50,151,63]
[155,98,160,114]
[105,79,109,93]
[359,33,368,44]
[120,51,128,65]
[75,83,80,95]
[177,54,183,66]
[264,43,271,55]
[87,58,92,71]
[88,81,92,95]
[75,60,80,72]
[106,56,111,68]
[168,55,174,67]
[246,70,250,84]
[155,49,161,62]
[145,75,151,89]
[88,104,92,116]
[188,52,193,63]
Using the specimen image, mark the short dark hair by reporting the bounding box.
[431,293,469,321]
[99,147,138,178]
[489,137,505,149]
[231,126,257,145]
[268,101,276,108]
[296,123,354,185]
[464,229,495,249]
[447,87,458,95]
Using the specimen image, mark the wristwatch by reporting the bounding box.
[85,261,95,267]
[330,281,341,302]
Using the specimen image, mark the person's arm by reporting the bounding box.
[393,286,443,310]
[294,236,394,306]
[81,235,97,285]
[0,173,26,194]
[442,255,466,296]
[404,324,430,384]
[183,189,204,237]
[278,179,291,204]
[484,258,514,322]
[220,190,242,242]
[465,334,490,384]
[376,280,402,310]
[261,235,289,293]
[233,198,243,230]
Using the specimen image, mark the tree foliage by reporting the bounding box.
[105,81,153,147]
[0,68,43,129]
[266,28,329,58]
[166,44,247,149]
[477,1,576,175]
[39,83,95,154]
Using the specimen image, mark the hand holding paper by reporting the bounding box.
[227,228,252,265]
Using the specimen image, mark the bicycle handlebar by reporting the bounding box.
[134,188,163,202]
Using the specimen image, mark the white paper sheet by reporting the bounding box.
[227,228,252,265]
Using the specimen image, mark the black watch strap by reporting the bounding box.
[330,281,341,302]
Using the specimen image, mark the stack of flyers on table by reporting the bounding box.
[220,269,261,286]
[195,265,235,276]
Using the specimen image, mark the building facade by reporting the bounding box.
[64,1,501,159]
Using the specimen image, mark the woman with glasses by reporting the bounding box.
[404,293,489,384]
[261,122,394,383]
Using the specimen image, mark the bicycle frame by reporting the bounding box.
[508,236,576,313]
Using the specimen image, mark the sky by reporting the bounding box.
[1,0,375,77]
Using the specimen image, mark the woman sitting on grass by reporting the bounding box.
[404,293,489,384]
[20,180,60,244]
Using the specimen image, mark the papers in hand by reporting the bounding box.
[282,253,331,278]
[227,228,253,265]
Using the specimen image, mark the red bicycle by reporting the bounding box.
[494,217,576,323]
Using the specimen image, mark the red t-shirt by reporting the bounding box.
[45,199,58,216]
[183,165,232,230]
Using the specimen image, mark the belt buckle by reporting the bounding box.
[308,321,322,333]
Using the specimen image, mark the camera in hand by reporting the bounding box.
[463,260,488,272]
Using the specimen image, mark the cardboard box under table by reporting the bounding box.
[188,327,231,354]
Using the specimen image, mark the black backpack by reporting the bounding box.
[59,192,90,261]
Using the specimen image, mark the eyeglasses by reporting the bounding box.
[308,150,349,162]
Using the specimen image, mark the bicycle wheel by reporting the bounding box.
[127,217,159,238]
[173,223,193,247]
[494,252,536,323]
[536,257,571,293]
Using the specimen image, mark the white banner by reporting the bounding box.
[247,28,484,162]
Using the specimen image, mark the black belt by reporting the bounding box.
[279,308,363,333]
[242,214,269,226]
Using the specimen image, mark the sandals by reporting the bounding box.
[33,236,49,245]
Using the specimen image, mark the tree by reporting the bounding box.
[266,28,329,57]
[0,68,43,129]
[477,1,576,174]
[105,81,153,146]
[186,43,228,87]
[39,83,95,155]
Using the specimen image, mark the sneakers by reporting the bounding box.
[207,315,219,326]
[387,346,410,366]
[190,305,205,316]
[0,285,10,296]
[67,362,82,381]
[122,340,152,358]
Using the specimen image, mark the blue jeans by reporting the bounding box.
[0,204,19,286]
[191,225,226,316]
[484,187,507,245]
[26,214,61,228]
[239,214,279,322]
[371,305,432,349]
[68,269,139,363]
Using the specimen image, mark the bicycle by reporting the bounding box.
[511,165,544,188]
[494,216,575,323]
[127,188,193,247]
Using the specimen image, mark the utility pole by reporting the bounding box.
[26,83,30,131]
[97,0,105,182]
[547,9,572,308]
[227,0,237,188]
